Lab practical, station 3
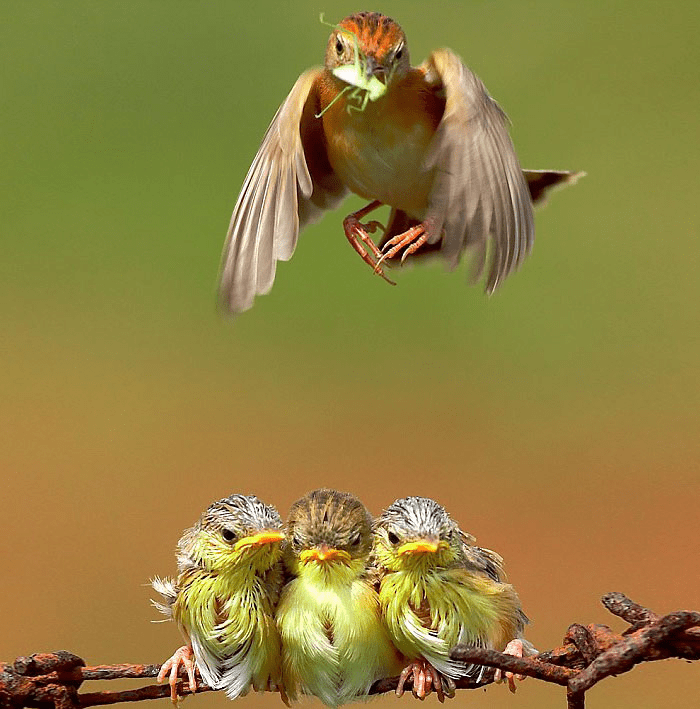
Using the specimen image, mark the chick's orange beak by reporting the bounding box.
[299,545,351,563]
[233,529,284,552]
[397,539,448,556]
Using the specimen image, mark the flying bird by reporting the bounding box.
[276,489,401,706]
[152,494,286,703]
[373,496,534,699]
[219,11,582,312]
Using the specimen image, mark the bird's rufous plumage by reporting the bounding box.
[219,11,581,313]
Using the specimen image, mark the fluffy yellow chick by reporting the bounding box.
[373,496,533,699]
[276,489,401,706]
[152,494,285,703]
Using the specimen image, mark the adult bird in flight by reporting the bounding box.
[219,11,582,313]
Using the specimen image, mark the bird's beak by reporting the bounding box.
[233,529,284,552]
[332,54,388,102]
[299,544,351,563]
[363,55,387,80]
[397,539,448,556]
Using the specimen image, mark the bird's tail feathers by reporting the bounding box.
[519,637,538,657]
[523,169,586,206]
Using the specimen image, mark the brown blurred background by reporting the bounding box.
[2,1,699,708]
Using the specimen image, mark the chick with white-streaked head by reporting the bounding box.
[276,489,402,706]
[152,494,286,703]
[373,496,533,699]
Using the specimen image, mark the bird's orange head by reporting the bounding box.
[324,11,410,87]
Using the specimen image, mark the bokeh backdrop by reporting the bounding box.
[2,1,699,708]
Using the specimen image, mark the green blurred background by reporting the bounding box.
[2,1,699,707]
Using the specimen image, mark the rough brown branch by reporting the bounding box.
[450,593,700,708]
[1,594,698,708]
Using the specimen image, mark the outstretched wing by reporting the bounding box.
[420,49,534,292]
[218,68,347,313]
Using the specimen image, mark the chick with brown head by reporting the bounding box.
[276,489,400,706]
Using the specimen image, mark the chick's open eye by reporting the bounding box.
[395,45,403,61]
[351,532,362,546]
[221,528,236,543]
[335,38,343,55]
[387,531,400,545]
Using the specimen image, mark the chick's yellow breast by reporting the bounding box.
[379,567,521,679]
[276,566,399,706]
[175,570,281,694]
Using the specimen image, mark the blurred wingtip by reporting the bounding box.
[216,276,254,317]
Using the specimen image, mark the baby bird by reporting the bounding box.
[373,496,533,700]
[276,489,401,706]
[152,494,286,703]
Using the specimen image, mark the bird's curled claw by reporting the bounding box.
[396,659,453,702]
[493,638,526,693]
[157,645,197,704]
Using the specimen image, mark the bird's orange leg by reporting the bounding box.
[342,200,396,285]
[396,659,453,702]
[376,216,438,269]
[157,644,197,704]
[494,638,526,693]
